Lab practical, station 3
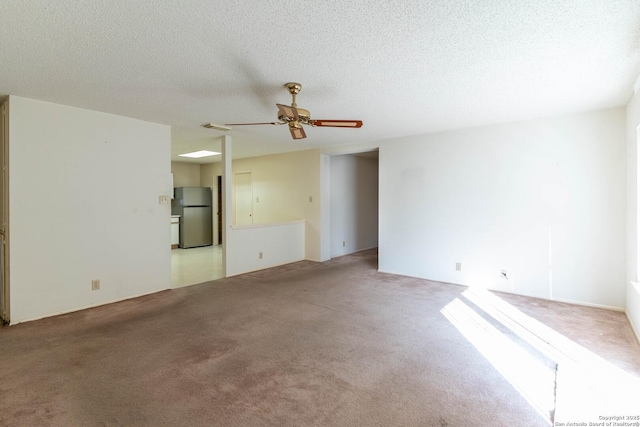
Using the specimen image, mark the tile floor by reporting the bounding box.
[171,245,223,288]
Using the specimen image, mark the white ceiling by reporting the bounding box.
[1,1,639,163]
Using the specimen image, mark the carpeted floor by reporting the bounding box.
[1,249,639,426]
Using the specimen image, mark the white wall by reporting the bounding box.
[226,221,305,276]
[379,108,626,309]
[320,155,331,261]
[8,96,171,323]
[330,153,379,257]
[626,89,640,338]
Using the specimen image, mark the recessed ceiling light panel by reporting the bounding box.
[178,150,221,158]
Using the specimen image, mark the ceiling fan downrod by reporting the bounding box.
[286,82,302,107]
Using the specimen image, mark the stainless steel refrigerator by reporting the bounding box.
[172,187,213,248]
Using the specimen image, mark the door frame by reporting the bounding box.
[1,100,9,324]
[216,175,222,244]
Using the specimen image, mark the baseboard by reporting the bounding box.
[628,282,640,344]
[226,257,306,278]
[376,268,625,312]
[9,288,171,326]
[330,245,378,260]
[549,296,624,312]
[626,311,640,345]
[376,269,470,293]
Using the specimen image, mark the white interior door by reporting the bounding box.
[234,172,253,226]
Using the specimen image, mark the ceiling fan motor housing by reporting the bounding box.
[279,108,310,125]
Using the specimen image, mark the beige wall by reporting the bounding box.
[171,162,201,187]
[200,163,220,190]
[200,149,322,260]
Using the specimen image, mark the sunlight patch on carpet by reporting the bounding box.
[441,298,555,424]
[446,288,640,425]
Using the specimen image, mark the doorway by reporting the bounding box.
[329,151,379,260]
[170,164,224,289]
[234,172,253,225]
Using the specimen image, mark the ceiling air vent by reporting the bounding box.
[201,123,231,131]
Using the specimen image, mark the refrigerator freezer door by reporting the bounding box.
[180,206,212,248]
[182,187,212,207]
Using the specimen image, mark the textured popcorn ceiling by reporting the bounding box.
[1,1,639,162]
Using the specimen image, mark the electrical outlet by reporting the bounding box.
[500,270,508,279]
[91,279,100,291]
[159,195,170,205]
[342,241,346,247]
[256,197,259,203]
[259,252,263,259]
[456,262,462,272]
[309,196,313,203]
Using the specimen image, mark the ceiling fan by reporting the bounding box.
[223,82,363,140]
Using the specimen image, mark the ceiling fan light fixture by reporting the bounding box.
[289,122,306,140]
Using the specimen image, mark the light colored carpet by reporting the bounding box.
[1,249,639,426]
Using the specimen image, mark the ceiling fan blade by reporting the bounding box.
[224,122,284,126]
[309,119,363,128]
[277,103,299,120]
[290,125,306,140]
